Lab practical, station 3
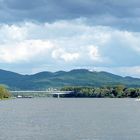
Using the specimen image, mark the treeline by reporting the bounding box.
[61,85,140,98]
[0,85,11,99]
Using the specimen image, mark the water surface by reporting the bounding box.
[0,98,140,140]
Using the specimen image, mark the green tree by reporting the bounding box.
[126,88,138,98]
[113,85,125,98]
[0,85,11,99]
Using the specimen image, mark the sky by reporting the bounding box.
[0,0,140,77]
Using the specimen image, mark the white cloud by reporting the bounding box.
[0,40,54,63]
[0,19,140,76]
[88,45,102,62]
[52,48,79,62]
[0,24,27,42]
[115,66,140,78]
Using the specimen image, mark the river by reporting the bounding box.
[0,98,140,140]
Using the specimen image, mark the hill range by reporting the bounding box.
[0,69,140,90]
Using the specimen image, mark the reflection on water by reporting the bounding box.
[0,98,140,140]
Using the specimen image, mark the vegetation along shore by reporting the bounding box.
[60,85,140,98]
[1,84,140,98]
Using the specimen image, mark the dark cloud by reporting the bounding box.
[0,0,140,30]
[5,0,38,9]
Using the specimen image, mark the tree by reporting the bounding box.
[126,88,138,98]
[113,85,125,97]
[0,85,11,99]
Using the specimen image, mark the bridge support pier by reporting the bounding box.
[57,94,60,98]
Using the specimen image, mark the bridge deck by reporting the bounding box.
[10,91,73,95]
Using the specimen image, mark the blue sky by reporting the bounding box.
[0,0,140,77]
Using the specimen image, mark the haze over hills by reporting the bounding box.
[0,69,140,90]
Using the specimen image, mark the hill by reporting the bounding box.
[0,69,140,90]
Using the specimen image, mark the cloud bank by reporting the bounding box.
[0,0,140,31]
[0,0,140,77]
[0,19,140,77]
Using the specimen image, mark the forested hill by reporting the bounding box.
[0,69,140,90]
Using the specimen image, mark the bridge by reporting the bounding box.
[10,90,73,98]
